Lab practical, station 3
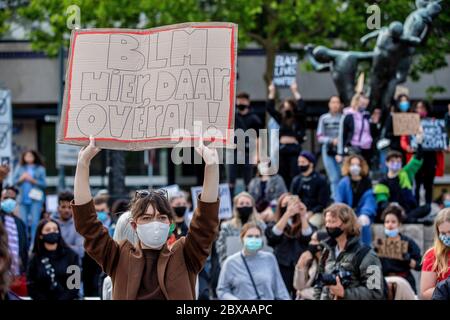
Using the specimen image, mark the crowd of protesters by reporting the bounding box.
[0,83,450,300]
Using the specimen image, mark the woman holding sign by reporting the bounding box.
[266,81,306,187]
[71,136,220,300]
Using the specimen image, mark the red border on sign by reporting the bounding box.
[63,25,236,144]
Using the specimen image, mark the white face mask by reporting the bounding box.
[136,221,170,249]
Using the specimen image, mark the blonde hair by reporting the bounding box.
[429,208,450,277]
[341,154,369,177]
[350,92,366,109]
[231,192,259,228]
[323,203,361,237]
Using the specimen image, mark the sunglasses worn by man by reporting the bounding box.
[71,136,220,300]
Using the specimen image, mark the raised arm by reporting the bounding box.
[72,136,120,276]
[74,136,100,205]
[305,52,331,72]
[183,141,220,273]
[360,30,380,46]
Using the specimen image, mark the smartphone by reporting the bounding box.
[1,157,10,166]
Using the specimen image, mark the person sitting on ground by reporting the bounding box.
[335,155,376,246]
[293,230,328,300]
[374,130,431,224]
[265,193,316,298]
[314,203,385,300]
[421,208,450,300]
[216,192,266,266]
[374,203,421,295]
[216,222,290,300]
[290,151,331,217]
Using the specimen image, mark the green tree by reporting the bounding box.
[1,0,449,89]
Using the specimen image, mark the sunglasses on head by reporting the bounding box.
[135,189,168,200]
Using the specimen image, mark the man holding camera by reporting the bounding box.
[314,203,385,300]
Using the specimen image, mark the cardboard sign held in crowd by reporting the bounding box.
[57,22,238,150]
[273,53,298,88]
[392,113,421,136]
[374,237,409,260]
[410,118,448,151]
[191,183,232,220]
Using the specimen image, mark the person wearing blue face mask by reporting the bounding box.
[0,186,29,296]
[374,130,432,224]
[217,222,290,300]
[374,204,421,295]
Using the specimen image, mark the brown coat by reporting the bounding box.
[71,196,219,300]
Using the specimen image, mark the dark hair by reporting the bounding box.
[278,99,297,127]
[32,219,69,256]
[413,100,432,115]
[111,199,130,215]
[237,92,250,100]
[2,185,19,196]
[386,150,403,162]
[94,196,109,207]
[19,150,44,166]
[130,192,175,221]
[329,95,341,102]
[315,230,329,242]
[381,203,406,223]
[396,94,409,102]
[0,222,11,298]
[58,190,74,204]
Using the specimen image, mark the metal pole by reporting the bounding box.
[57,46,66,192]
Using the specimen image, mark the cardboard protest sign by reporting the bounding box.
[374,237,409,260]
[273,53,298,87]
[191,183,232,220]
[58,22,238,150]
[410,118,448,151]
[392,113,420,136]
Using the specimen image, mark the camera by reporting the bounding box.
[317,268,353,288]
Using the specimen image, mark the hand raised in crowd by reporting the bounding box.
[357,214,371,227]
[290,81,301,100]
[268,82,276,100]
[0,164,10,182]
[285,196,303,219]
[415,126,424,145]
[195,136,219,165]
[78,135,101,166]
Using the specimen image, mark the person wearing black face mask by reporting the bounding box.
[27,219,80,300]
[294,230,328,300]
[216,192,267,266]
[266,81,306,187]
[290,151,331,218]
[170,192,190,240]
[228,92,264,196]
[265,194,316,298]
[313,204,385,300]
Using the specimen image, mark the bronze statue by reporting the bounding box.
[305,0,442,113]
[361,1,441,111]
[305,44,374,106]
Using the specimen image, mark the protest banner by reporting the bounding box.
[58,22,238,150]
[392,112,421,136]
[191,183,232,220]
[0,89,13,185]
[410,118,448,151]
[273,53,298,87]
[374,237,409,260]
